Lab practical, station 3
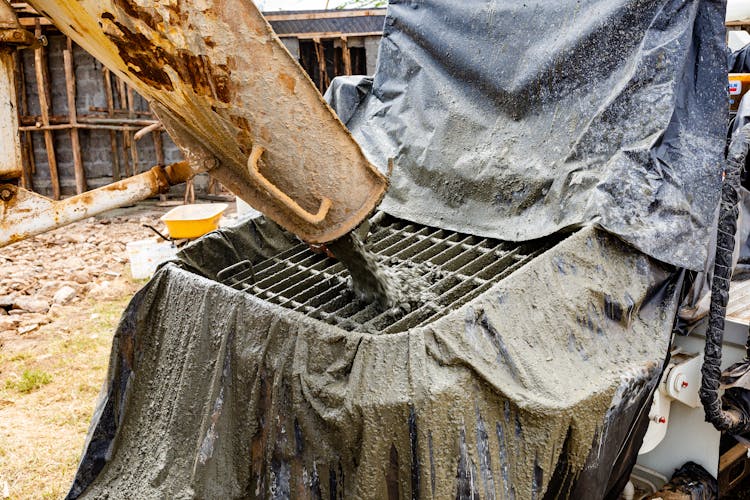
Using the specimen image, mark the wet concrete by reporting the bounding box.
[326,229,443,321]
[327,231,396,308]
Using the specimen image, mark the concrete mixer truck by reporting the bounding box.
[1,1,749,498]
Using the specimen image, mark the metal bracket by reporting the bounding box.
[247,144,332,225]
[0,0,39,49]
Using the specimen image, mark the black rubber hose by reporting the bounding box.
[700,124,750,434]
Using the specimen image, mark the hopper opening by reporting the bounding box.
[217,215,569,333]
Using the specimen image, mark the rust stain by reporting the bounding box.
[229,115,250,130]
[165,3,187,24]
[101,1,234,103]
[260,126,272,143]
[278,72,296,94]
[102,14,173,91]
[148,166,170,194]
[112,0,161,32]
[229,115,253,154]
[77,192,94,205]
[102,181,129,191]
[214,64,232,103]
[7,233,25,244]
[164,161,194,183]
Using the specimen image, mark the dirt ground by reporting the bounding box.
[0,201,237,499]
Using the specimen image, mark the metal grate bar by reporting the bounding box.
[367,239,507,332]
[356,233,481,328]
[413,245,550,329]
[299,226,437,312]
[306,226,446,320]
[218,216,567,333]
[344,233,473,325]
[380,247,529,333]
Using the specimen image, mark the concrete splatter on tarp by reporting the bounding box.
[327,0,727,272]
[67,218,682,498]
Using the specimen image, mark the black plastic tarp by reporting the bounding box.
[729,43,750,73]
[67,219,684,499]
[327,0,728,272]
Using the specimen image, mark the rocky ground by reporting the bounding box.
[0,201,237,499]
[1,216,150,337]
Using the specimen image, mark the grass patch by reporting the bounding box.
[0,352,31,366]
[90,297,131,325]
[9,353,31,362]
[5,369,53,393]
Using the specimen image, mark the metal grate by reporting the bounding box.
[217,216,568,334]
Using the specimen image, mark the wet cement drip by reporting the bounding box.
[327,231,443,319]
[327,231,397,308]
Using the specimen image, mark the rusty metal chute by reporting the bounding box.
[23,0,388,244]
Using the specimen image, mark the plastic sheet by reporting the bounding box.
[730,43,750,74]
[646,461,717,500]
[67,219,683,499]
[327,0,727,272]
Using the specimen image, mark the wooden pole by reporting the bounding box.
[183,178,195,204]
[333,43,340,76]
[152,126,167,201]
[18,123,148,132]
[116,77,131,177]
[341,36,352,76]
[152,128,164,167]
[20,115,159,126]
[313,38,328,93]
[34,20,60,200]
[127,84,139,174]
[103,68,121,181]
[63,37,86,194]
[17,48,35,179]
[87,106,153,116]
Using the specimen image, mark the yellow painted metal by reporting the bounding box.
[0,47,21,181]
[26,0,388,243]
[160,203,227,239]
[729,73,750,112]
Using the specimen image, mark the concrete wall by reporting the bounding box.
[281,38,300,60]
[364,36,381,76]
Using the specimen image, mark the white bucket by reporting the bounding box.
[126,239,178,279]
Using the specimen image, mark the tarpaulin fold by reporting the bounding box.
[68,220,683,499]
[327,0,728,272]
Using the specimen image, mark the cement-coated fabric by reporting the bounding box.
[67,220,683,499]
[327,0,727,272]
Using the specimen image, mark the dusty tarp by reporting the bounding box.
[327,0,727,272]
[68,218,683,499]
[729,43,750,73]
